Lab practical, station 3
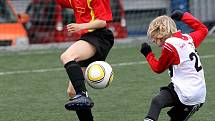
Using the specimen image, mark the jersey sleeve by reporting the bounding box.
[55,0,71,8]
[181,12,208,48]
[146,43,180,73]
[90,0,112,22]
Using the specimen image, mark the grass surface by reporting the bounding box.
[0,38,214,121]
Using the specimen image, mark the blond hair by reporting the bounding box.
[147,15,177,40]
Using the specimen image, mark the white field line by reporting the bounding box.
[0,54,215,76]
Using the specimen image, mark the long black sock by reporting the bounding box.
[76,109,94,121]
[64,61,87,94]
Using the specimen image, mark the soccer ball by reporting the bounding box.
[85,61,114,89]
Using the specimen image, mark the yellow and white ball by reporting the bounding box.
[85,61,113,89]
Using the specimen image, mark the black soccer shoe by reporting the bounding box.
[65,94,94,111]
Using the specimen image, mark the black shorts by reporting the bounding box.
[161,83,203,121]
[78,28,114,67]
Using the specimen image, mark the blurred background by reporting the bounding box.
[0,0,215,47]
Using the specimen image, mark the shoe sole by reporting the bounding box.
[65,103,94,111]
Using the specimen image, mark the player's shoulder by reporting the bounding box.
[164,37,183,51]
[166,34,193,45]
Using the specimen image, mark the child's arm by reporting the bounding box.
[171,10,208,48]
[181,12,208,48]
[67,19,107,33]
[140,43,179,73]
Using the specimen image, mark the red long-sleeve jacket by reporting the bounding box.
[146,12,208,73]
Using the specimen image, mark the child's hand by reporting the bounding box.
[170,10,184,21]
[67,23,85,33]
[140,43,152,57]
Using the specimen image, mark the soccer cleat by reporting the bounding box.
[65,93,94,111]
[144,118,154,121]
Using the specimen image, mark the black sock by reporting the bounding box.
[64,61,87,94]
[76,109,94,121]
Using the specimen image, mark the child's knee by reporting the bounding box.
[60,52,68,63]
[151,96,165,108]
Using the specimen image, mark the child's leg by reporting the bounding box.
[167,103,203,121]
[65,69,94,121]
[76,109,94,121]
[61,40,96,110]
[145,90,174,121]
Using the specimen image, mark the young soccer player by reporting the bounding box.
[56,0,114,121]
[140,10,208,121]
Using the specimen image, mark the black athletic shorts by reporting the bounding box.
[161,83,203,121]
[78,28,114,67]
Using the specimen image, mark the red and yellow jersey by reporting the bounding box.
[56,0,112,35]
[56,0,112,23]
